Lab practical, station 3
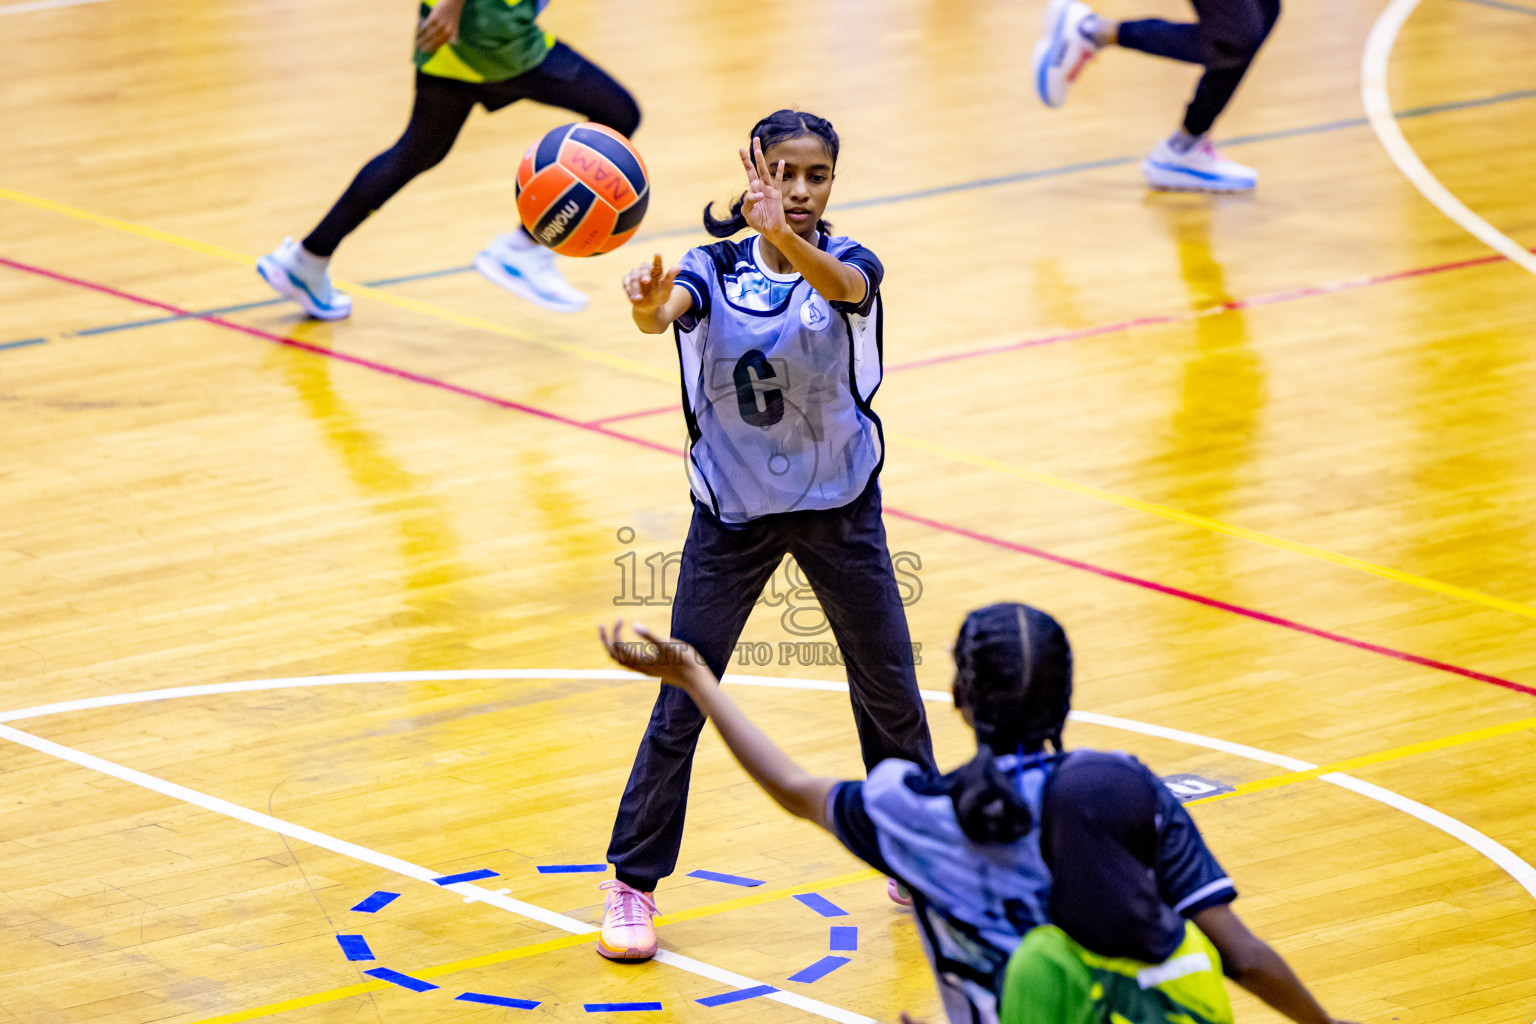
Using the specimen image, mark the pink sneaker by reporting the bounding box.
[597,880,658,960]
[887,878,913,907]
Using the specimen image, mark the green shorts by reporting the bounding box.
[1000,922,1234,1024]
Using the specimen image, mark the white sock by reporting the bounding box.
[292,242,329,270]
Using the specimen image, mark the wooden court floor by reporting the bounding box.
[2,0,1535,1021]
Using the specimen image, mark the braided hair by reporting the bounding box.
[703,109,839,238]
[948,603,1073,844]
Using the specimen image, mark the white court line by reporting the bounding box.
[0,0,115,14]
[1364,0,1536,276]
[0,714,873,1024]
[3,671,1533,901]
[0,668,1533,1022]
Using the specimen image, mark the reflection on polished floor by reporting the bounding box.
[2,0,1534,1022]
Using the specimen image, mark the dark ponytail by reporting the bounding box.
[952,743,1036,844]
[948,603,1074,845]
[703,109,841,238]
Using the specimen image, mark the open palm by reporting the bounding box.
[740,136,787,237]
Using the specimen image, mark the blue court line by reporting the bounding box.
[365,968,438,992]
[793,893,848,918]
[787,956,850,984]
[1452,0,1536,15]
[458,993,542,1009]
[536,863,607,873]
[432,868,499,885]
[696,985,779,1007]
[335,934,374,961]
[8,84,1535,355]
[829,926,857,952]
[584,1003,664,1012]
[350,891,400,913]
[686,869,764,887]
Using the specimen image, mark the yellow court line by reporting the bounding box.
[183,868,880,1024]
[888,430,1536,623]
[8,183,1529,622]
[1188,713,1536,807]
[0,185,674,382]
[187,709,1536,1024]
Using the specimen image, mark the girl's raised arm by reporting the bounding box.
[622,254,692,334]
[741,139,867,306]
[599,620,841,828]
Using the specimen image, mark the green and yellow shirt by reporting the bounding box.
[413,0,554,84]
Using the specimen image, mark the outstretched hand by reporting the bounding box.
[599,620,709,693]
[622,254,680,312]
[739,137,788,238]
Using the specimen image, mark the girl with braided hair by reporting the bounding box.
[600,604,1352,1024]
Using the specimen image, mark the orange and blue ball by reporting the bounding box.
[516,122,649,258]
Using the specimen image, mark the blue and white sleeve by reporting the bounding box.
[833,243,883,317]
[828,781,894,877]
[672,247,711,332]
[1152,767,1237,916]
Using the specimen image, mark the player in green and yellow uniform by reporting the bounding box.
[258,0,639,320]
[1000,749,1354,1024]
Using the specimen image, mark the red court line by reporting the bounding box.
[884,508,1536,699]
[3,254,1530,699]
[884,250,1514,373]
[585,404,678,427]
[0,257,677,459]
[581,249,1521,426]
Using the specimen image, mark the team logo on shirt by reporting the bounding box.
[800,296,831,331]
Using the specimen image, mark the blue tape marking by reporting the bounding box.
[687,870,764,887]
[829,926,857,952]
[793,893,847,918]
[457,993,542,1009]
[432,868,498,885]
[351,891,400,913]
[584,1003,663,1012]
[0,337,46,351]
[536,864,607,874]
[696,985,778,1007]
[365,968,439,992]
[336,934,374,961]
[787,956,850,984]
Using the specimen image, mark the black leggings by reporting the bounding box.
[1118,0,1280,137]
[303,42,640,257]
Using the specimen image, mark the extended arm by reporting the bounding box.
[1193,905,1354,1024]
[623,255,693,334]
[600,621,839,827]
[741,139,867,305]
[765,228,868,306]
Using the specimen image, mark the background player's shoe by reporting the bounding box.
[256,238,352,320]
[597,880,657,960]
[475,231,589,313]
[887,878,913,907]
[1141,136,1257,193]
[1032,0,1100,107]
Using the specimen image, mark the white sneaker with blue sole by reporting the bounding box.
[1032,0,1100,108]
[474,232,588,314]
[256,237,352,320]
[1141,136,1257,193]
